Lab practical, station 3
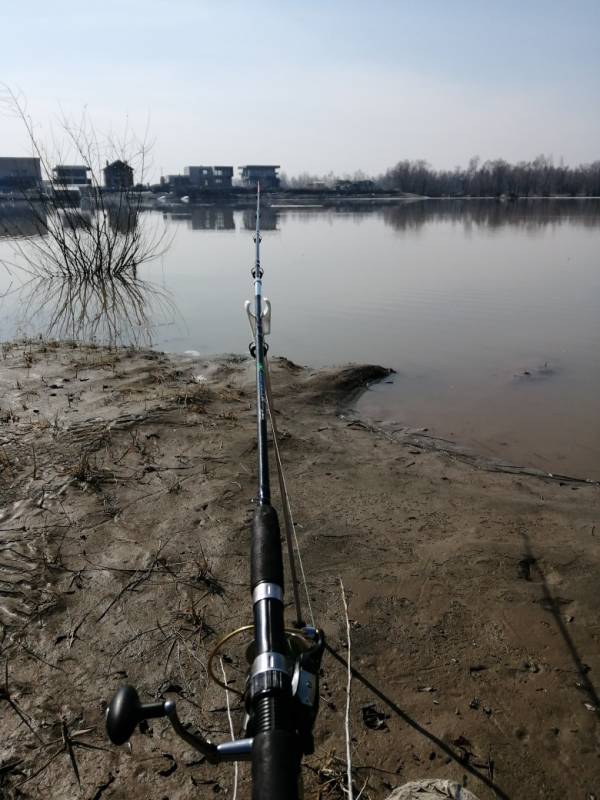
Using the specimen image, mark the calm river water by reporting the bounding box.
[1,198,599,480]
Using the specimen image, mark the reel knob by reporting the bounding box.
[106,685,167,745]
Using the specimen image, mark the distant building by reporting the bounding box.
[52,165,91,186]
[212,166,234,190]
[103,160,134,190]
[184,166,233,191]
[239,165,280,190]
[167,174,191,191]
[0,157,42,191]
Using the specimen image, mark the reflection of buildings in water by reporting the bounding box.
[242,207,278,231]
[163,211,191,222]
[0,203,47,239]
[57,207,94,232]
[190,207,235,231]
[107,204,139,234]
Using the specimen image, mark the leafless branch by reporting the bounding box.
[0,85,175,349]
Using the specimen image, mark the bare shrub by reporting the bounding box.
[1,86,175,348]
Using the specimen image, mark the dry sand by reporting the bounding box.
[0,340,598,800]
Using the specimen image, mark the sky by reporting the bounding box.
[1,1,599,182]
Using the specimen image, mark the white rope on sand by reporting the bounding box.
[339,577,354,800]
[219,657,238,800]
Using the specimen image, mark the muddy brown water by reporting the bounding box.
[1,198,599,479]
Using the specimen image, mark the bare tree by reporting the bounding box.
[0,87,174,347]
[1,86,169,280]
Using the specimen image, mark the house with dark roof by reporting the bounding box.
[103,160,133,190]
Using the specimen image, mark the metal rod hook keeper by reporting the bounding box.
[245,297,271,336]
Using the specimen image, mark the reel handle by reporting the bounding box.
[106,685,166,745]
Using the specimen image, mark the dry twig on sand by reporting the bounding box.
[339,577,354,800]
[1,660,44,744]
[220,657,239,800]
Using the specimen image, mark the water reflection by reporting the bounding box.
[0,201,174,346]
[16,271,176,347]
[0,203,47,240]
[161,204,278,230]
[162,207,236,230]
[107,204,139,234]
[57,206,94,233]
[266,198,600,231]
[8,198,597,243]
[1,198,599,478]
[381,198,600,232]
[191,207,235,230]
[0,199,167,285]
[243,207,278,230]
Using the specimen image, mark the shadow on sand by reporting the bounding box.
[324,643,511,800]
[520,532,599,715]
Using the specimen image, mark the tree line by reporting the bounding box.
[380,156,600,197]
[282,156,600,197]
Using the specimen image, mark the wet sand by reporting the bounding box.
[0,340,598,799]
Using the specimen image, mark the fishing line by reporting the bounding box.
[264,355,315,629]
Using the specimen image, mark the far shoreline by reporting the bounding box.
[143,193,600,211]
[2,193,600,213]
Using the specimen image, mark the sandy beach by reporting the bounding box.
[1,339,598,799]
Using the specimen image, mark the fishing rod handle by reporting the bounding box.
[250,505,301,797]
[251,504,284,590]
[252,729,301,800]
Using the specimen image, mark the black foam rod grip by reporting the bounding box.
[251,730,301,800]
[251,505,284,591]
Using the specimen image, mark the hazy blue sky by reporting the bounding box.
[2,1,599,181]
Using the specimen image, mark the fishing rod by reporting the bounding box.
[105,185,324,799]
